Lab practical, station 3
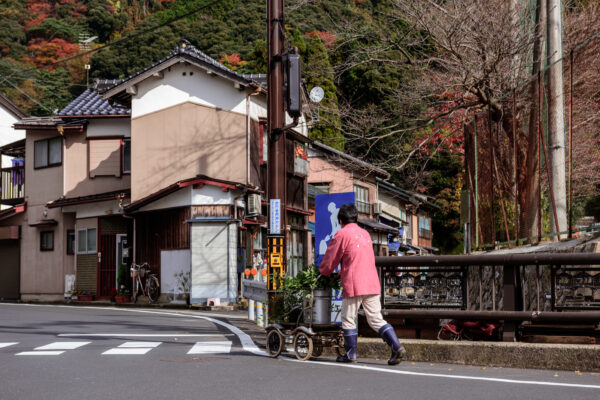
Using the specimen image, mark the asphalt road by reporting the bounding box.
[1,303,599,400]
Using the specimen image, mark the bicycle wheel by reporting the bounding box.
[147,277,160,303]
[266,330,284,358]
[293,332,313,361]
[437,327,460,341]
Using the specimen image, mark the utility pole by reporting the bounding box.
[546,0,567,239]
[267,0,287,294]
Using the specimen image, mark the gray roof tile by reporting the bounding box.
[101,40,266,95]
[59,79,130,117]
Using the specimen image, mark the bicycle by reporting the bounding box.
[130,262,160,303]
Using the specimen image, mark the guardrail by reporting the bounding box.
[375,253,600,340]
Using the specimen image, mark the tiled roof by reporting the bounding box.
[59,80,130,117]
[0,91,27,119]
[13,116,86,130]
[101,40,265,96]
[310,141,390,178]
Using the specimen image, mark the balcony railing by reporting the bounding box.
[419,227,432,239]
[1,166,25,205]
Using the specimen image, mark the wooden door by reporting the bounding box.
[0,240,19,299]
[98,234,116,297]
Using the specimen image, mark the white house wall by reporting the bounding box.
[190,222,237,304]
[138,186,192,212]
[132,63,254,119]
[379,192,402,224]
[86,118,130,138]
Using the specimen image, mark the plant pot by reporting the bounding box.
[115,295,130,303]
[303,289,332,325]
[77,295,94,302]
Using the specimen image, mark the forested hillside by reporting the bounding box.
[1,0,598,253]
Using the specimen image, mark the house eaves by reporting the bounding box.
[0,92,27,120]
[13,116,86,132]
[125,174,257,213]
[47,190,130,209]
[310,141,390,179]
[0,204,26,222]
[377,177,439,211]
[101,40,265,105]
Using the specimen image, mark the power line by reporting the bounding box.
[0,0,222,86]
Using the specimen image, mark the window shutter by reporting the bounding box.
[89,139,121,178]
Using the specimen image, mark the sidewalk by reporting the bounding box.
[7,300,600,372]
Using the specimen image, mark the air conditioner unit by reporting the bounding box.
[372,203,382,215]
[247,193,261,216]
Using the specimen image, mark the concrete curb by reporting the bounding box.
[357,338,600,372]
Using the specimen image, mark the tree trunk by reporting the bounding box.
[546,0,567,237]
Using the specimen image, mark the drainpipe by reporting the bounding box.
[246,88,262,185]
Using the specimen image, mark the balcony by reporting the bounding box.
[1,166,25,205]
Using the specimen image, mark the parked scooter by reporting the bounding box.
[438,320,501,341]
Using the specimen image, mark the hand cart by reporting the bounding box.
[265,289,346,361]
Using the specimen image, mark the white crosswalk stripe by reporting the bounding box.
[17,351,65,356]
[16,341,91,356]
[5,339,234,356]
[35,342,90,350]
[102,341,161,355]
[187,341,232,354]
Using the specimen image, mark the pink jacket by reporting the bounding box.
[319,223,381,298]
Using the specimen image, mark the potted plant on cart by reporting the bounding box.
[267,265,343,360]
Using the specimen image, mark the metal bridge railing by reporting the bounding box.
[375,253,600,341]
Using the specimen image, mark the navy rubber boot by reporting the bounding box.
[379,324,406,365]
[336,329,358,363]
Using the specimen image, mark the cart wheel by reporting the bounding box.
[266,330,284,358]
[293,332,313,361]
[335,334,346,357]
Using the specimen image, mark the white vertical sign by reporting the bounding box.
[270,199,281,234]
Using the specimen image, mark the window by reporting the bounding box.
[419,215,432,239]
[259,121,268,163]
[34,137,62,169]
[122,138,131,174]
[40,231,54,251]
[354,185,370,214]
[66,230,75,255]
[77,228,97,254]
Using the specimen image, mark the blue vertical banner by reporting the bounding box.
[315,192,355,324]
[314,192,355,267]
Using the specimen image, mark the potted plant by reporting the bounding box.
[273,265,341,325]
[115,286,131,303]
[76,291,94,302]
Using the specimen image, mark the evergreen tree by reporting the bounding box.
[303,33,344,151]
